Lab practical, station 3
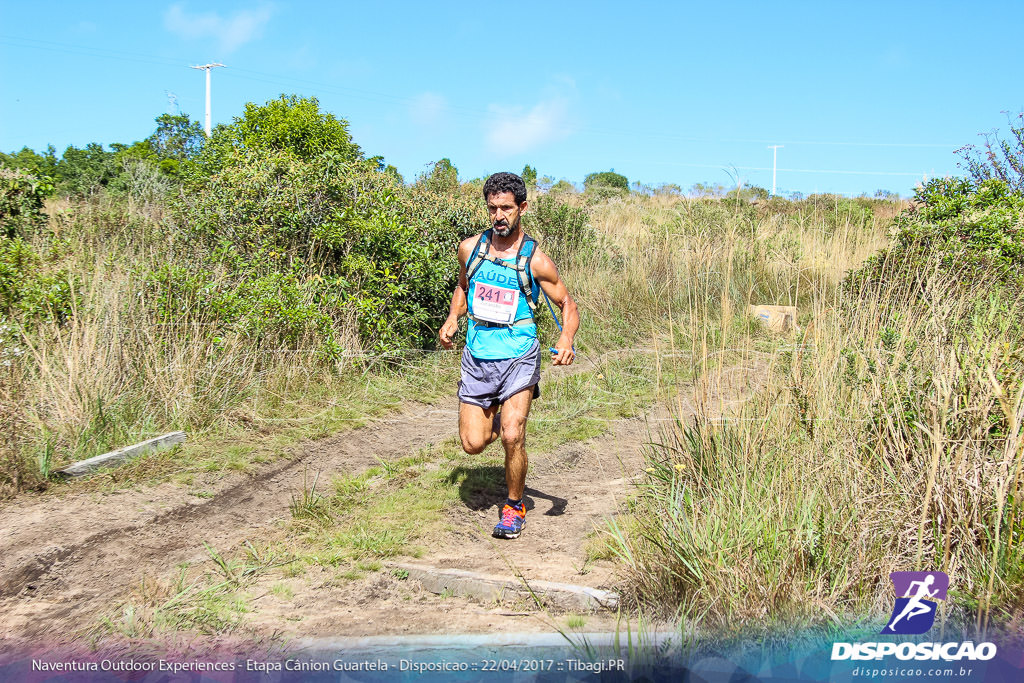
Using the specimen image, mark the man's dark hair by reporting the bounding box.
[483,172,527,205]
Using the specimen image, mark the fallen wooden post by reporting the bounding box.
[55,431,186,478]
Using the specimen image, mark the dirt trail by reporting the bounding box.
[0,360,766,645]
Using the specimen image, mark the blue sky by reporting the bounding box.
[1,1,1022,196]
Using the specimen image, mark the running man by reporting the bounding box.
[439,172,579,539]
[887,574,939,632]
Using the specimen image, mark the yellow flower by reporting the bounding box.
[674,463,686,471]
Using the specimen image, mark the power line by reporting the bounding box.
[566,158,933,177]
[0,35,183,69]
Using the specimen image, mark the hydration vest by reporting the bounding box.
[465,229,539,328]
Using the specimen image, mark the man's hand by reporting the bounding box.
[439,317,459,349]
[551,337,575,366]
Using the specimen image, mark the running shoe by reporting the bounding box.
[492,502,526,539]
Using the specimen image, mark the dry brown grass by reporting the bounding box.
[594,193,1023,632]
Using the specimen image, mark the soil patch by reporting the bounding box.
[0,359,766,646]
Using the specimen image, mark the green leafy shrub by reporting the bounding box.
[548,179,577,195]
[725,184,769,203]
[54,143,120,196]
[0,146,59,179]
[191,95,361,177]
[851,177,1024,295]
[0,168,52,238]
[584,170,628,193]
[521,164,538,188]
[142,264,334,348]
[165,96,494,355]
[173,146,470,354]
[0,236,75,324]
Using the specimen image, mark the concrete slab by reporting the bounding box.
[390,562,619,612]
[55,431,186,477]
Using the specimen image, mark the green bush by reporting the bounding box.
[0,236,75,324]
[191,95,361,178]
[583,170,629,194]
[0,146,59,180]
[725,184,769,203]
[55,143,120,196]
[521,164,537,188]
[143,264,334,348]
[851,177,1024,294]
[0,168,52,238]
[173,147,470,354]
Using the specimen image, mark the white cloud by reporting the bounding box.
[485,98,571,157]
[409,92,447,127]
[164,3,273,54]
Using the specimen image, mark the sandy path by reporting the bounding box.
[0,401,455,641]
[0,359,764,645]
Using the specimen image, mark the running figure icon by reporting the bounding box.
[881,571,949,635]
[887,575,938,631]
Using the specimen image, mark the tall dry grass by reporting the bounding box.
[0,192,369,495]
[594,194,1023,633]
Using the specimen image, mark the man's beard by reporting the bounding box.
[493,218,516,237]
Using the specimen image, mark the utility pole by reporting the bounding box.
[191,63,225,136]
[767,145,783,196]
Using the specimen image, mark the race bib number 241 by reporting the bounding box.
[472,283,519,324]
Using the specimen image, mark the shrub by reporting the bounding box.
[521,164,537,189]
[583,170,629,194]
[0,146,59,180]
[0,168,51,238]
[191,95,361,177]
[957,111,1024,192]
[850,177,1024,295]
[725,184,769,203]
[173,149,468,354]
[0,236,75,324]
[548,179,577,194]
[55,143,120,196]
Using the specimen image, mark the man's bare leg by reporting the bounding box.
[498,387,534,501]
[459,402,500,455]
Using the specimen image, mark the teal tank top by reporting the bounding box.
[466,256,537,359]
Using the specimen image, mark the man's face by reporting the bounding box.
[486,191,527,238]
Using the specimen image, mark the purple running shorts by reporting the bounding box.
[458,340,541,408]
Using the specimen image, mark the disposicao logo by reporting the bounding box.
[881,571,948,635]
[831,570,997,662]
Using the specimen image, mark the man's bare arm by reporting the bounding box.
[531,250,578,366]
[439,238,474,349]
